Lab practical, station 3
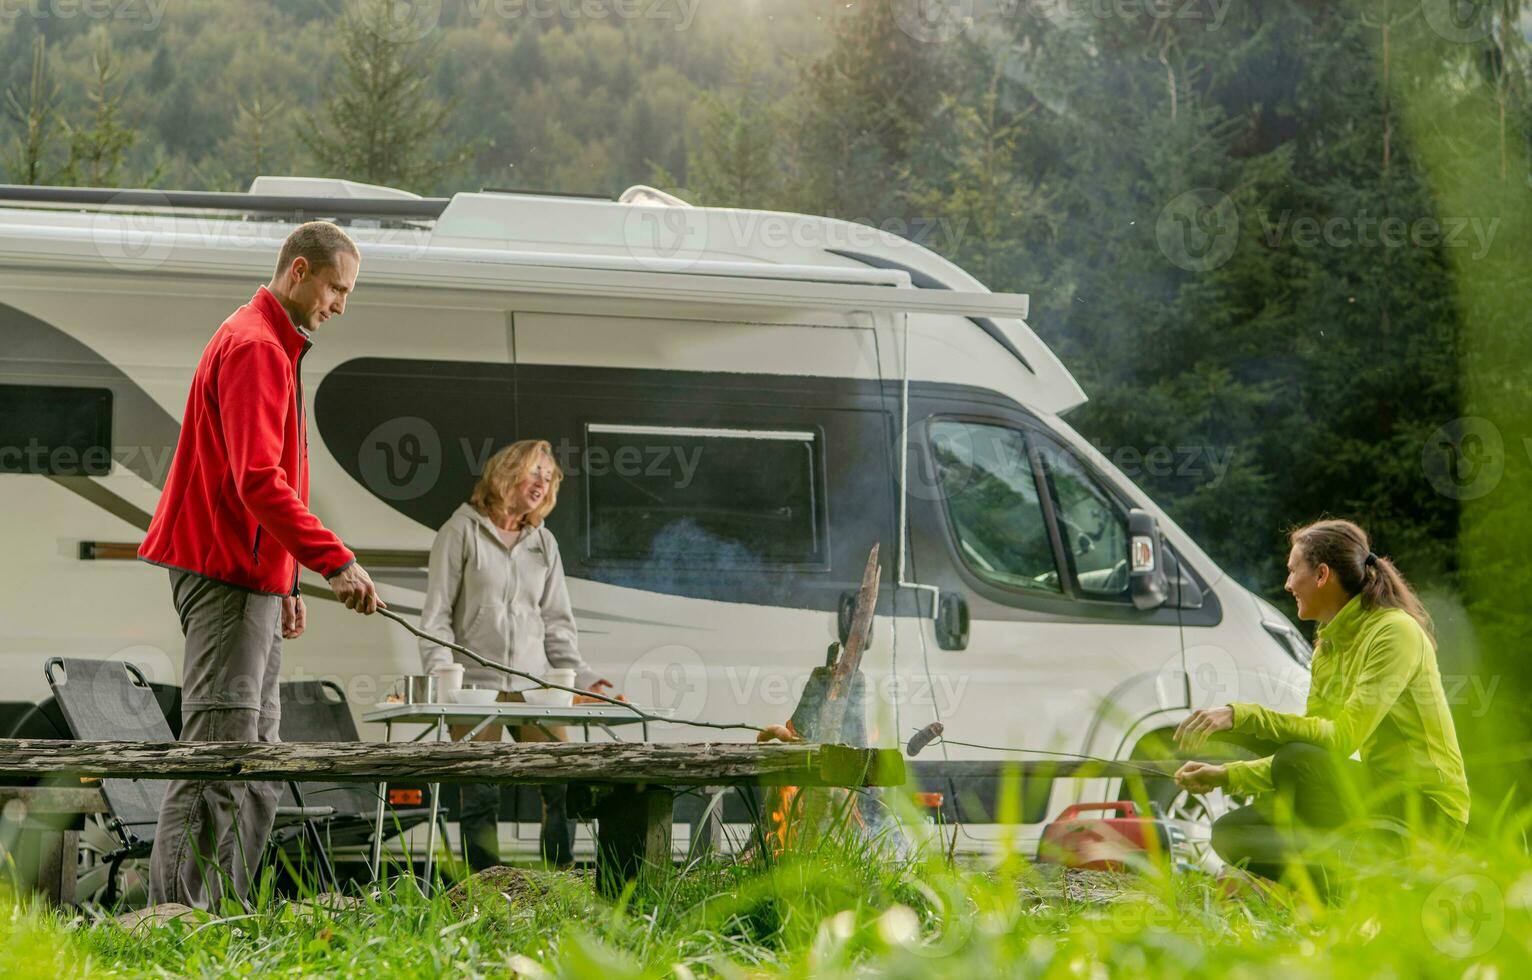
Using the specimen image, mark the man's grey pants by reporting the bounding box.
[147,570,284,909]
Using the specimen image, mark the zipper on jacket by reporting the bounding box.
[291,341,311,596]
[252,526,263,565]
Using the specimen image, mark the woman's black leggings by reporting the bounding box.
[1210,741,1458,883]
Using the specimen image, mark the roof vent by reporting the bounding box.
[247,176,422,201]
[618,185,692,207]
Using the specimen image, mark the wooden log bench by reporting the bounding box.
[0,738,905,901]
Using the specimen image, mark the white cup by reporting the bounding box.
[544,668,576,707]
[430,663,464,702]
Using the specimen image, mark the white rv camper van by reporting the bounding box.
[0,178,1311,877]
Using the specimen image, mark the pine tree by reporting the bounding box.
[785,0,945,221]
[904,56,1058,289]
[683,45,782,207]
[231,88,288,188]
[300,0,474,191]
[59,36,139,187]
[3,37,60,185]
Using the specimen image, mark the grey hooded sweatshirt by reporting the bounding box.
[419,502,600,691]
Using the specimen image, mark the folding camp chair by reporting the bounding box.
[44,657,337,903]
[276,680,433,874]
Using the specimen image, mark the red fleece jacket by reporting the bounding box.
[139,286,355,595]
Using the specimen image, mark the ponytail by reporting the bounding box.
[1290,519,1434,642]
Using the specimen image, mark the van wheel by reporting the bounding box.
[1144,778,1252,873]
[1123,734,1255,874]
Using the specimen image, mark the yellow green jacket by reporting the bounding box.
[1222,595,1470,825]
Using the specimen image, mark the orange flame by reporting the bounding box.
[768,784,799,854]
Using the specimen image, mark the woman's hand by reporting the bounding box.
[1174,761,1228,794]
[588,678,615,695]
[1174,705,1234,753]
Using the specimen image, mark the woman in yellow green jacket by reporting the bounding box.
[1171,519,1469,882]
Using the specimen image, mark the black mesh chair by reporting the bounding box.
[0,698,69,787]
[44,657,336,903]
[0,698,69,740]
[276,680,431,867]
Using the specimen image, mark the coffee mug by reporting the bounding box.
[430,663,464,701]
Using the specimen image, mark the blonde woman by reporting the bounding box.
[420,439,611,869]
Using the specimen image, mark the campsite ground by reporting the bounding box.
[2,821,1521,979]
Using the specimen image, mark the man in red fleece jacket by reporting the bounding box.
[139,221,383,909]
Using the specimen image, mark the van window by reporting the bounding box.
[585,423,826,567]
[0,384,113,476]
[929,420,1061,593]
[1035,439,1132,601]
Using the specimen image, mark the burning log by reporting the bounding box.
[766,544,880,851]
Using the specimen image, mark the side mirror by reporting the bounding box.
[1128,509,1169,611]
[935,592,970,650]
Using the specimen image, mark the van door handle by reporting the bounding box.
[936,593,969,651]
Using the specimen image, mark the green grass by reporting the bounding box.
[4,798,1529,978]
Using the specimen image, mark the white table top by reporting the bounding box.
[362,702,673,727]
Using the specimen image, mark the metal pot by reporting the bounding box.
[396,674,438,704]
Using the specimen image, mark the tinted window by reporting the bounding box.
[1036,440,1131,601]
[0,384,113,476]
[930,420,1060,593]
[586,424,825,567]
